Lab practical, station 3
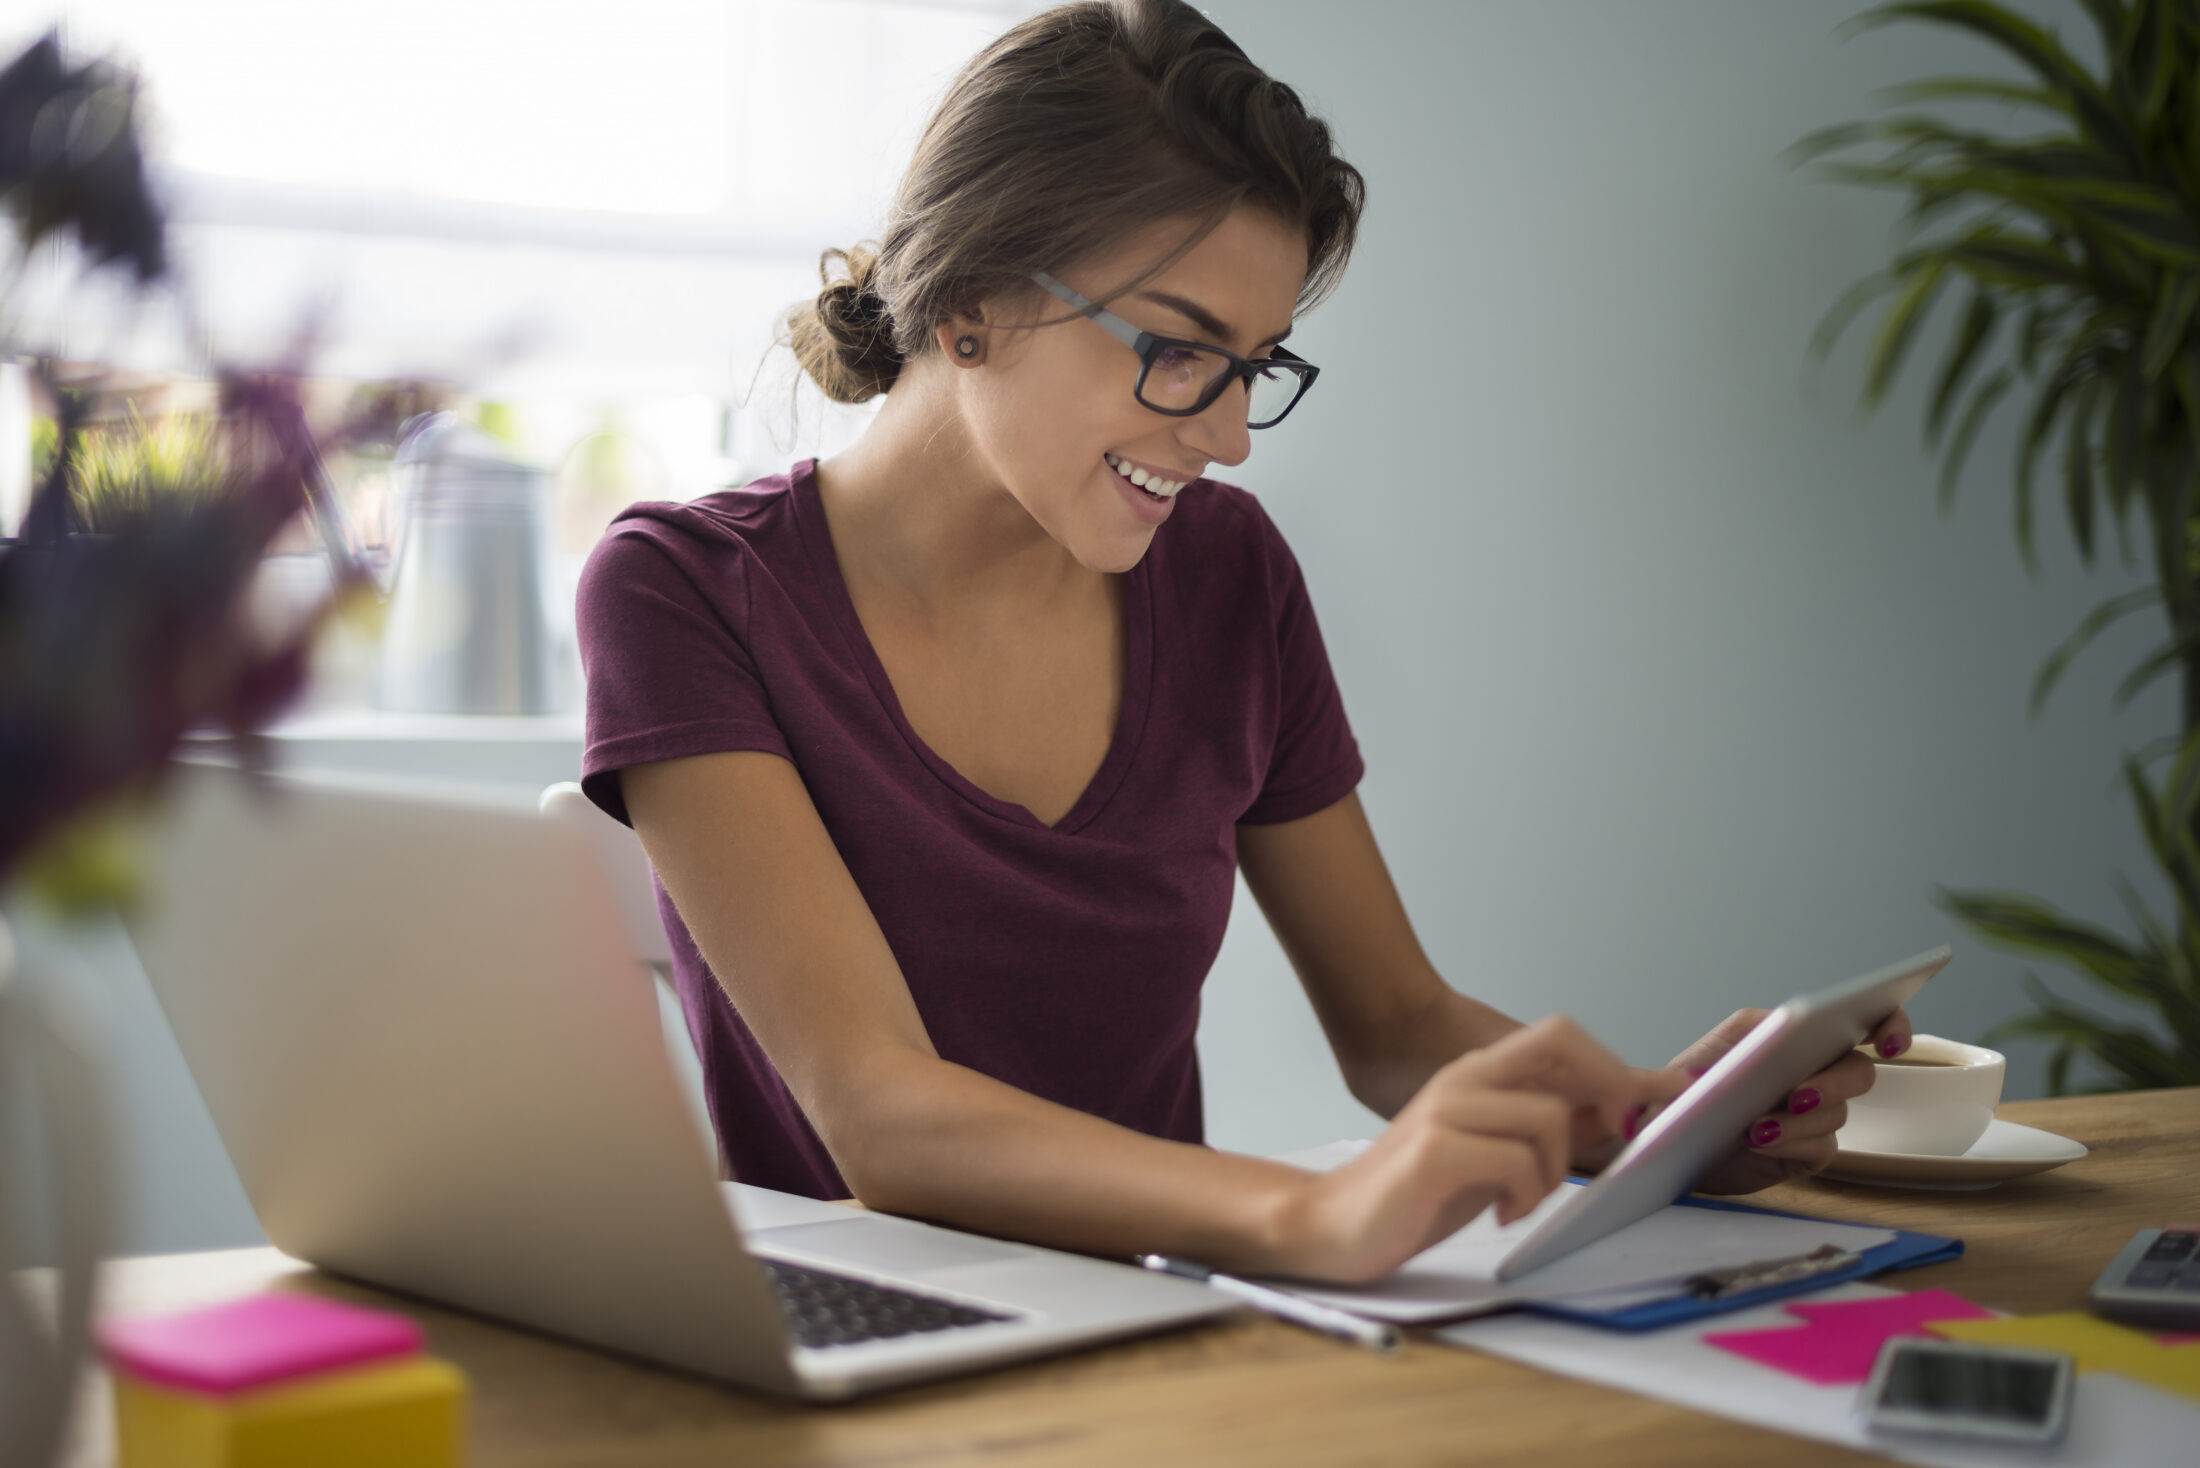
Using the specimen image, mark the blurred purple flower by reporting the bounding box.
[0,33,367,887]
[0,31,165,283]
[0,367,369,881]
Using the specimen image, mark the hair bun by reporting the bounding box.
[786,245,903,404]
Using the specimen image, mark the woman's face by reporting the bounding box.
[951,202,1310,575]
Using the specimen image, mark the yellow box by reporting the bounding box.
[113,1354,467,1468]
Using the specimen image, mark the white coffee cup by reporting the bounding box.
[1833,1034,2005,1157]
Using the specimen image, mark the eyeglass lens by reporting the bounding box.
[1140,345,1304,425]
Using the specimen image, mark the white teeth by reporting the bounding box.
[1108,455,1184,500]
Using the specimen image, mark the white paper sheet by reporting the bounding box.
[1438,1284,2200,1468]
[1265,1140,1894,1324]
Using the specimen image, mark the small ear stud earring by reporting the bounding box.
[955,335,979,359]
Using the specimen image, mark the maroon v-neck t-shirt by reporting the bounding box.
[576,459,1362,1198]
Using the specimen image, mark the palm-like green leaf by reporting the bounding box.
[2075,0,2128,54]
[1866,258,1954,405]
[1938,365,2014,510]
[1872,77,2062,114]
[2085,195,2200,264]
[2014,350,2088,572]
[1940,722,2200,1092]
[2149,736,2200,939]
[1907,226,2087,290]
[2031,585,2161,715]
[2112,624,2200,706]
[1936,887,2155,1001]
[2104,351,2144,529]
[2016,299,2065,377]
[2143,272,2200,381]
[1986,984,2200,1091]
[1809,272,1900,364]
[2063,375,2102,559]
[1927,290,2002,444]
[1848,3,2140,167]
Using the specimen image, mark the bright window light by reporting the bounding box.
[30,0,1021,222]
[2,1,1040,526]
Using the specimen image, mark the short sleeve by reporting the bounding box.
[575,517,791,826]
[1237,504,1364,825]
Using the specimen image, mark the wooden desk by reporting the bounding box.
[59,1089,2200,1468]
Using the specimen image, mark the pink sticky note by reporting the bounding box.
[98,1293,422,1396]
[1787,1290,1995,1333]
[1706,1319,1917,1385]
[1705,1290,1996,1386]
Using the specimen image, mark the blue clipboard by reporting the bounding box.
[1522,1192,1963,1332]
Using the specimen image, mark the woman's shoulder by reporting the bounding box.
[575,466,831,649]
[580,465,827,607]
[593,469,803,567]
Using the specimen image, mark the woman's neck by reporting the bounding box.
[814,368,1098,630]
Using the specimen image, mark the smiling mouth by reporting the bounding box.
[1107,453,1189,500]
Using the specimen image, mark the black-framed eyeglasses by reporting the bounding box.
[1031,272,1319,429]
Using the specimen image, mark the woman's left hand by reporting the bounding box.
[1664,1005,1914,1194]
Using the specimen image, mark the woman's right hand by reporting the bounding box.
[1262,1016,1689,1283]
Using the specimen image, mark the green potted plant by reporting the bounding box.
[1805,0,2200,1092]
[62,407,234,532]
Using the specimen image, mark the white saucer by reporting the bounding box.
[1819,1117,2089,1190]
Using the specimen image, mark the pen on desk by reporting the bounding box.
[1137,1255,1401,1354]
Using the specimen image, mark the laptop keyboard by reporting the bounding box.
[760,1259,1011,1349]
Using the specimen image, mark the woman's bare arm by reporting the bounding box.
[1237,793,1523,1118]
[621,750,1670,1281]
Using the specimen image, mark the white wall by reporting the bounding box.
[1194,0,2170,1154]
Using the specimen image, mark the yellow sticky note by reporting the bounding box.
[114,1355,467,1468]
[1929,1314,2200,1406]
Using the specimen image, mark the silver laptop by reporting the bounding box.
[125,762,1232,1400]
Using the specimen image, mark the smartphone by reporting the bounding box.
[1856,1337,2074,1446]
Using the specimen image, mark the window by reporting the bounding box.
[7,1,1038,500]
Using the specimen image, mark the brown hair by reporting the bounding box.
[784,0,1364,404]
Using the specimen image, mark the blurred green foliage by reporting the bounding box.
[1806,0,2200,1092]
[16,787,153,917]
[66,409,234,533]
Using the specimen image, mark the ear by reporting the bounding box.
[935,306,987,368]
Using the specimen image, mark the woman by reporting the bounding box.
[576,0,1908,1284]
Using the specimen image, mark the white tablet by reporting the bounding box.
[1495,945,1951,1280]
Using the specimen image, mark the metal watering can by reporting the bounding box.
[374,413,570,716]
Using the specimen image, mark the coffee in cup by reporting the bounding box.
[1833,1034,2004,1156]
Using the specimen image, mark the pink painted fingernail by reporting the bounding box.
[1686,1066,1710,1079]
[1748,1119,1782,1148]
[1878,1033,1908,1059]
[1789,1088,1821,1116]
[1623,1103,1646,1139]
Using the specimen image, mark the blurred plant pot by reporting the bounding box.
[0,914,113,1468]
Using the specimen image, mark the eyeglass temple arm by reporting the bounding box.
[1031,272,1149,355]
